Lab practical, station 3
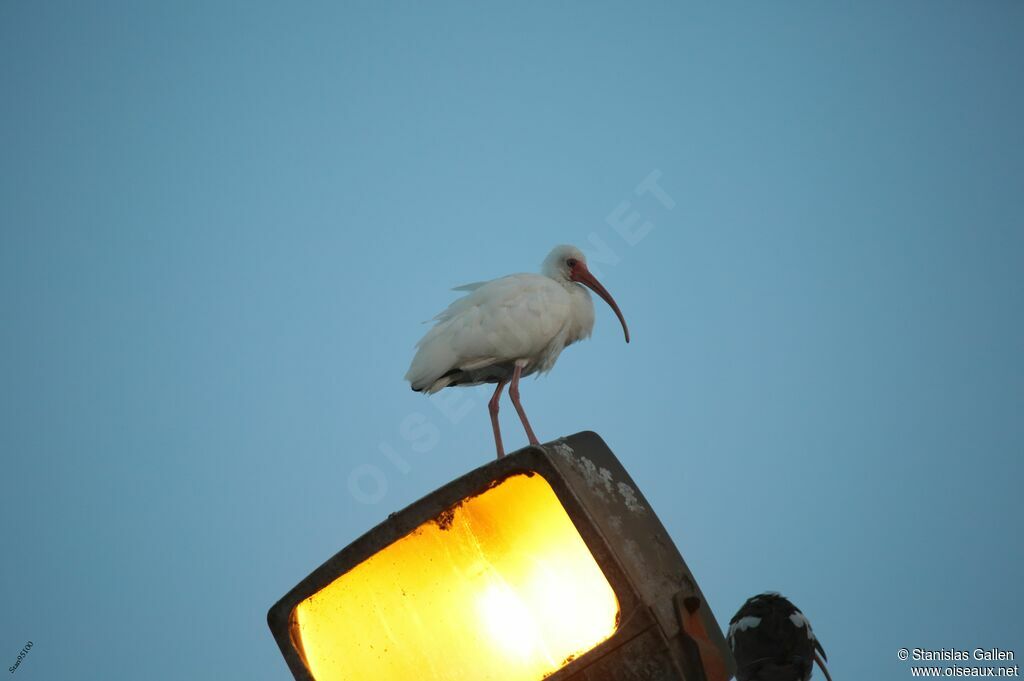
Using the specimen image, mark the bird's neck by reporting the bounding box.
[566,283,596,342]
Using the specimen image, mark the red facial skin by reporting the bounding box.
[569,262,630,343]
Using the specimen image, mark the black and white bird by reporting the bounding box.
[727,593,832,681]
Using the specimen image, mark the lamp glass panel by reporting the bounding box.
[291,473,620,681]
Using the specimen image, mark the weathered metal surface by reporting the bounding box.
[267,431,734,681]
[544,431,734,680]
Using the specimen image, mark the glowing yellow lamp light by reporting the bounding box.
[270,433,735,681]
[290,473,620,681]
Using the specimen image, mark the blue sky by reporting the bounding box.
[2,2,1022,679]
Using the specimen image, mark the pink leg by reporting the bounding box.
[509,362,540,446]
[489,379,508,459]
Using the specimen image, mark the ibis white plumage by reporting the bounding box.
[405,245,629,458]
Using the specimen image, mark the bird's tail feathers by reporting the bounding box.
[405,340,458,393]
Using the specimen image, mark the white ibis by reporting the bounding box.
[727,593,832,681]
[405,244,629,458]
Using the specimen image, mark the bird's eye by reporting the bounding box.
[566,258,578,268]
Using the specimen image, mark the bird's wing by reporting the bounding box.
[728,594,821,681]
[405,274,572,390]
[416,283,486,323]
[451,281,487,292]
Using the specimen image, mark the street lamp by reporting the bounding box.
[268,431,733,681]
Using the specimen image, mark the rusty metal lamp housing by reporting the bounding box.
[268,431,734,681]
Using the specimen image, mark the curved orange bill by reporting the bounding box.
[572,264,630,343]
